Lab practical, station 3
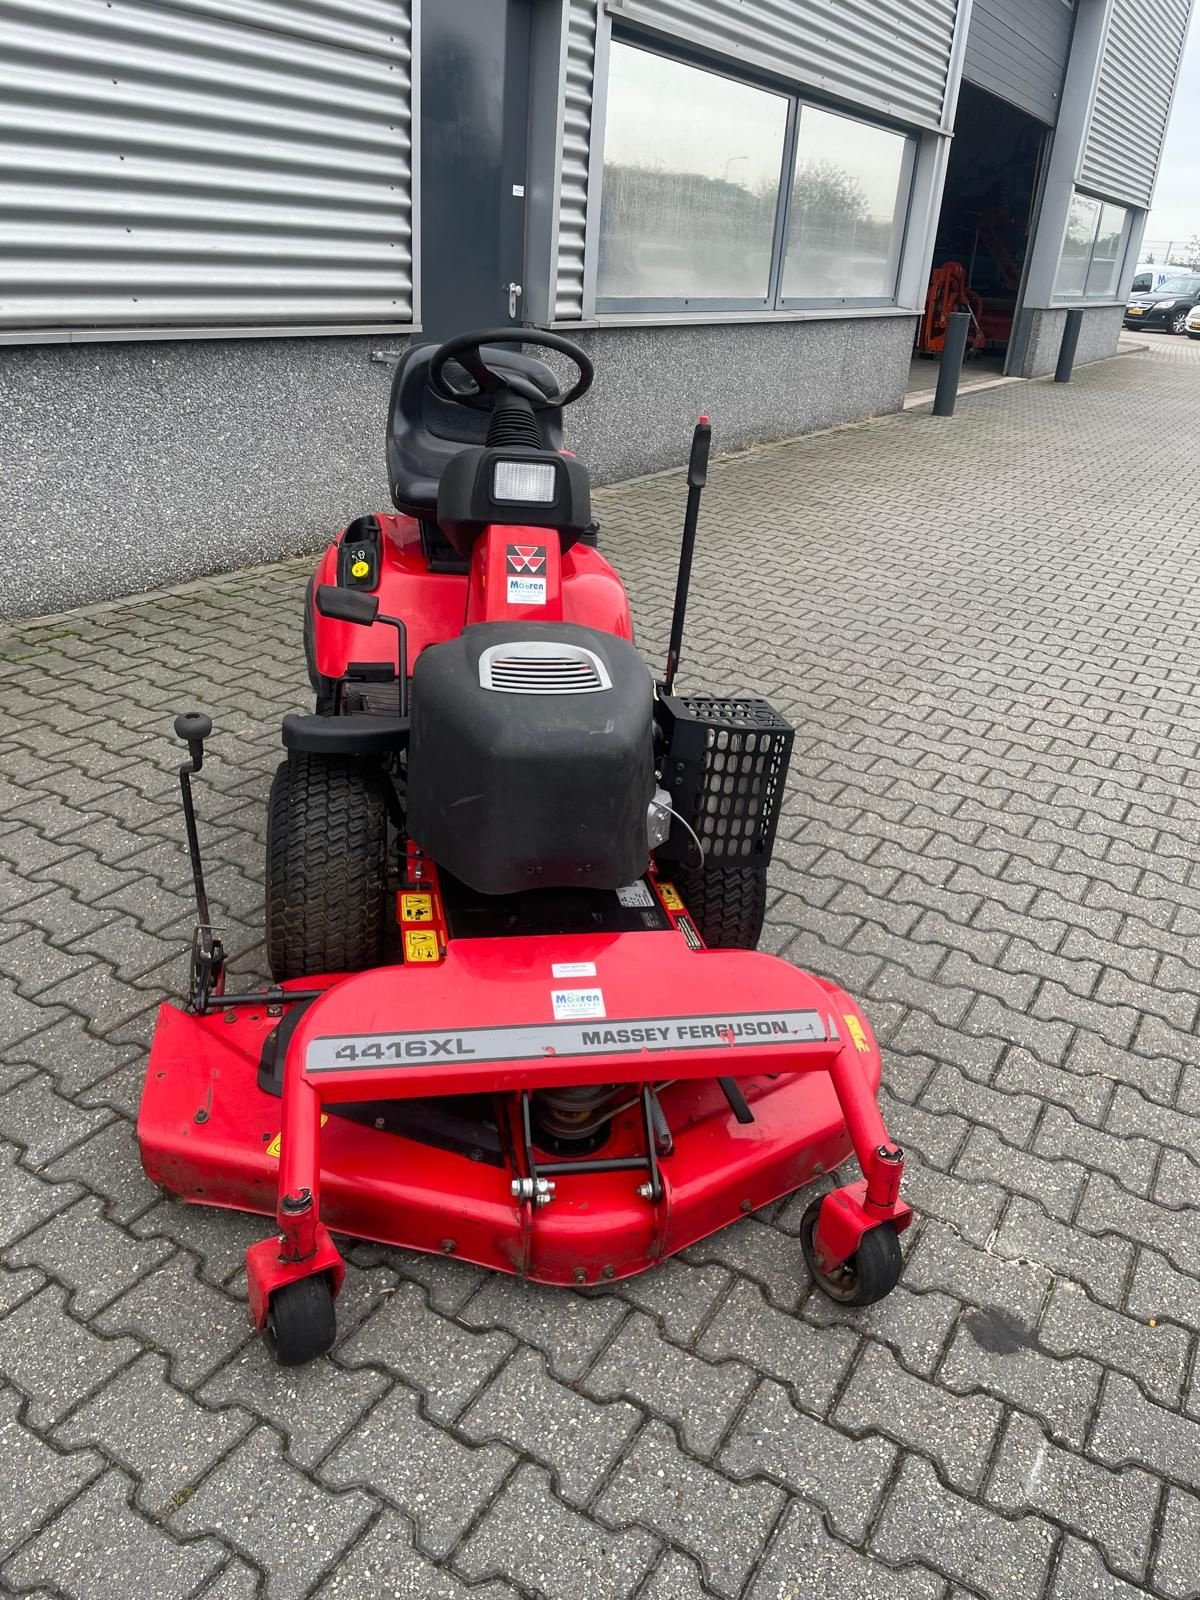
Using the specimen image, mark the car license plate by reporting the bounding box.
[1127,307,1144,315]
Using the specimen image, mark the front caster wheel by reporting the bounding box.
[799,1196,902,1307]
[266,1274,337,1366]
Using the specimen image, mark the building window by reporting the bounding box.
[1055,192,1131,299]
[781,106,914,303]
[596,40,915,313]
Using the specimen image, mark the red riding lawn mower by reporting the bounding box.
[138,328,912,1365]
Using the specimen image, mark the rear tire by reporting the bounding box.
[1171,309,1189,335]
[266,754,389,980]
[674,862,767,950]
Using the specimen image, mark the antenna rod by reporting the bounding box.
[663,415,711,695]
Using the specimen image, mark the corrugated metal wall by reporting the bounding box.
[963,0,1074,124]
[555,0,597,321]
[1079,0,1190,207]
[607,0,962,129]
[0,0,414,334]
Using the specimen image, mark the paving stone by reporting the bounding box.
[1068,1026,1182,1107]
[896,1151,1006,1248]
[835,1337,1002,1492]
[1049,1536,1149,1600]
[0,1384,103,1551]
[802,1277,959,1379]
[338,1281,513,1420]
[871,1452,1057,1600]
[996,1196,1133,1307]
[1033,1102,1158,1197]
[5,1010,142,1098]
[1154,1487,1200,1600]
[0,1072,111,1169]
[9,1194,172,1316]
[986,1410,1159,1581]
[315,1507,521,1599]
[459,1460,659,1600]
[994,1046,1112,1126]
[955,1125,1084,1221]
[1077,1173,1200,1278]
[1091,1372,1200,1489]
[939,1313,1102,1449]
[95,1253,251,1388]
[55,1351,252,1516]
[1107,1084,1200,1165]
[919,1060,1041,1145]
[596,1422,781,1600]
[0,1143,78,1248]
[0,1285,138,1428]
[461,1344,641,1504]
[1041,1279,1191,1407]
[4,1468,226,1600]
[389,1247,488,1315]
[747,1496,945,1600]
[612,1255,732,1345]
[1,926,98,1000]
[198,1336,388,1471]
[720,1377,896,1542]
[684,1216,812,1311]
[1126,1248,1200,1335]
[131,1198,272,1291]
[584,1310,754,1458]
[321,1384,513,1558]
[878,1090,968,1168]
[172,1426,373,1598]
[695,1277,858,1413]
[1155,1145,1200,1209]
[42,1118,156,1224]
[194,1558,263,1600]
[907,1218,1049,1325]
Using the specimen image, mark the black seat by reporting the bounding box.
[386,343,566,519]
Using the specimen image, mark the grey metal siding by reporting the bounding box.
[0,0,414,334]
[555,0,597,321]
[963,0,1074,124]
[1079,0,1190,207]
[606,0,962,129]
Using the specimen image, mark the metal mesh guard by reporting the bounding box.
[659,696,794,864]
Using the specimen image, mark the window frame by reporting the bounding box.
[593,33,919,320]
[1053,189,1134,303]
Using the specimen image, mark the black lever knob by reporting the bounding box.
[174,712,212,744]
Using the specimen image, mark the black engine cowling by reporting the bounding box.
[407,623,655,897]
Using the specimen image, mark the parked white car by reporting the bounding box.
[1187,305,1200,341]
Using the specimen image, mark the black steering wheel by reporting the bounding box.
[428,328,593,411]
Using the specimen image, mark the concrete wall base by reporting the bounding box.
[1,316,917,619]
[1013,305,1125,378]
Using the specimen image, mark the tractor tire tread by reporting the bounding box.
[674,862,767,950]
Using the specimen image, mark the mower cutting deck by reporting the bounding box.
[138,325,912,1364]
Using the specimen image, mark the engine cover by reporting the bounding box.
[407,623,654,896]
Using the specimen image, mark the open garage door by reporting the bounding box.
[963,0,1074,128]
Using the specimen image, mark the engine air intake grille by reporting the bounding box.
[478,641,612,695]
[656,695,794,863]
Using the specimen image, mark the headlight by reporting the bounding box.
[492,460,557,503]
[1153,299,1180,310]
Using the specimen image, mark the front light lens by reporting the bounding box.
[492,460,557,503]
[1153,299,1180,310]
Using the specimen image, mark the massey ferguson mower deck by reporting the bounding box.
[138,325,912,1364]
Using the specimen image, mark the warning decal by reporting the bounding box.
[658,882,685,912]
[400,893,433,922]
[306,1008,827,1072]
[404,929,440,963]
[844,1013,871,1053]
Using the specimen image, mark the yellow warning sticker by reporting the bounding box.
[350,559,369,578]
[404,929,440,963]
[844,1014,871,1054]
[658,883,684,912]
[400,892,434,922]
[266,1113,328,1159]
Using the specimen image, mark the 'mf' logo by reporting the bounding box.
[506,544,546,574]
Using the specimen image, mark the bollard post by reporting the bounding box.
[1054,308,1084,383]
[932,312,970,417]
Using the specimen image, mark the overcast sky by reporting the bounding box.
[1145,7,1200,248]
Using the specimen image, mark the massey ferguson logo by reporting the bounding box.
[506,544,546,574]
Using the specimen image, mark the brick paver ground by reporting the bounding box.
[2,336,1199,1599]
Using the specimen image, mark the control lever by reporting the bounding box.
[173,711,225,1011]
[316,584,408,717]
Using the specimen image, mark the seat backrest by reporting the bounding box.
[386,343,566,518]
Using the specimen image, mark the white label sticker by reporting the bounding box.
[512,183,525,197]
[551,987,606,1021]
[616,880,654,908]
[552,961,597,979]
[507,575,546,606]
